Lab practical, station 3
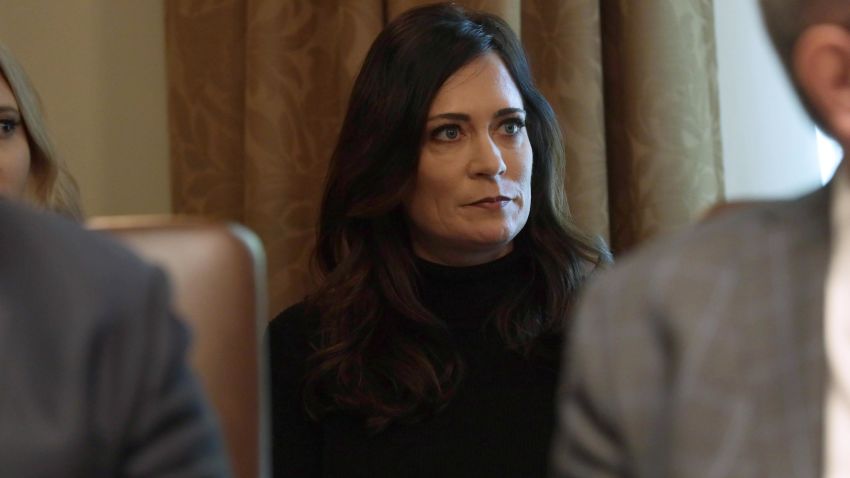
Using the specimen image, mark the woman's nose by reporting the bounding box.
[468,134,506,177]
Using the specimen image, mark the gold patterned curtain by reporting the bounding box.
[166,0,723,316]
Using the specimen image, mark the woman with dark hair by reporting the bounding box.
[268,3,608,477]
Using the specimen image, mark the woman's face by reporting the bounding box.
[405,52,532,266]
[0,74,30,199]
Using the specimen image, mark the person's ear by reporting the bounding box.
[794,24,850,143]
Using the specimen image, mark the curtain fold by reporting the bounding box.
[387,0,520,29]
[166,0,724,315]
[241,0,384,307]
[167,0,246,221]
[600,0,724,251]
[521,0,610,239]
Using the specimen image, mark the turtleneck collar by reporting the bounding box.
[413,248,530,329]
[414,247,525,284]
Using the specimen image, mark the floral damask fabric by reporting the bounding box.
[522,0,611,240]
[167,0,247,222]
[166,0,723,315]
[600,0,724,251]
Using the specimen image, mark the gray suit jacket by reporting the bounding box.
[0,200,230,477]
[549,186,830,478]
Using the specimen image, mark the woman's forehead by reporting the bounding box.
[428,53,522,116]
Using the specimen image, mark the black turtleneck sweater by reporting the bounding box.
[268,251,561,478]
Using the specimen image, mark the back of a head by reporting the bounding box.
[759,0,850,129]
[760,0,807,69]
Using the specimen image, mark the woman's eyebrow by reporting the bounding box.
[0,106,20,115]
[493,107,525,118]
[426,112,469,122]
[427,108,525,122]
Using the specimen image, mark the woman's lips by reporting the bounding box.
[467,196,512,209]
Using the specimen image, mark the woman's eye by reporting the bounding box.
[431,124,462,142]
[0,119,21,138]
[500,119,525,136]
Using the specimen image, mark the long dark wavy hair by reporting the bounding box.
[303,2,607,430]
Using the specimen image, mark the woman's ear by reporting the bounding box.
[794,23,850,145]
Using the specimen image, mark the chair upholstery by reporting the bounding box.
[87,215,269,478]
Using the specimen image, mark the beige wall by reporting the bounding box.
[0,0,169,216]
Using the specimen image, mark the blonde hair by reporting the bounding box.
[0,42,82,220]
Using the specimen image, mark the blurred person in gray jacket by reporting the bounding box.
[549,0,850,477]
[0,198,230,477]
